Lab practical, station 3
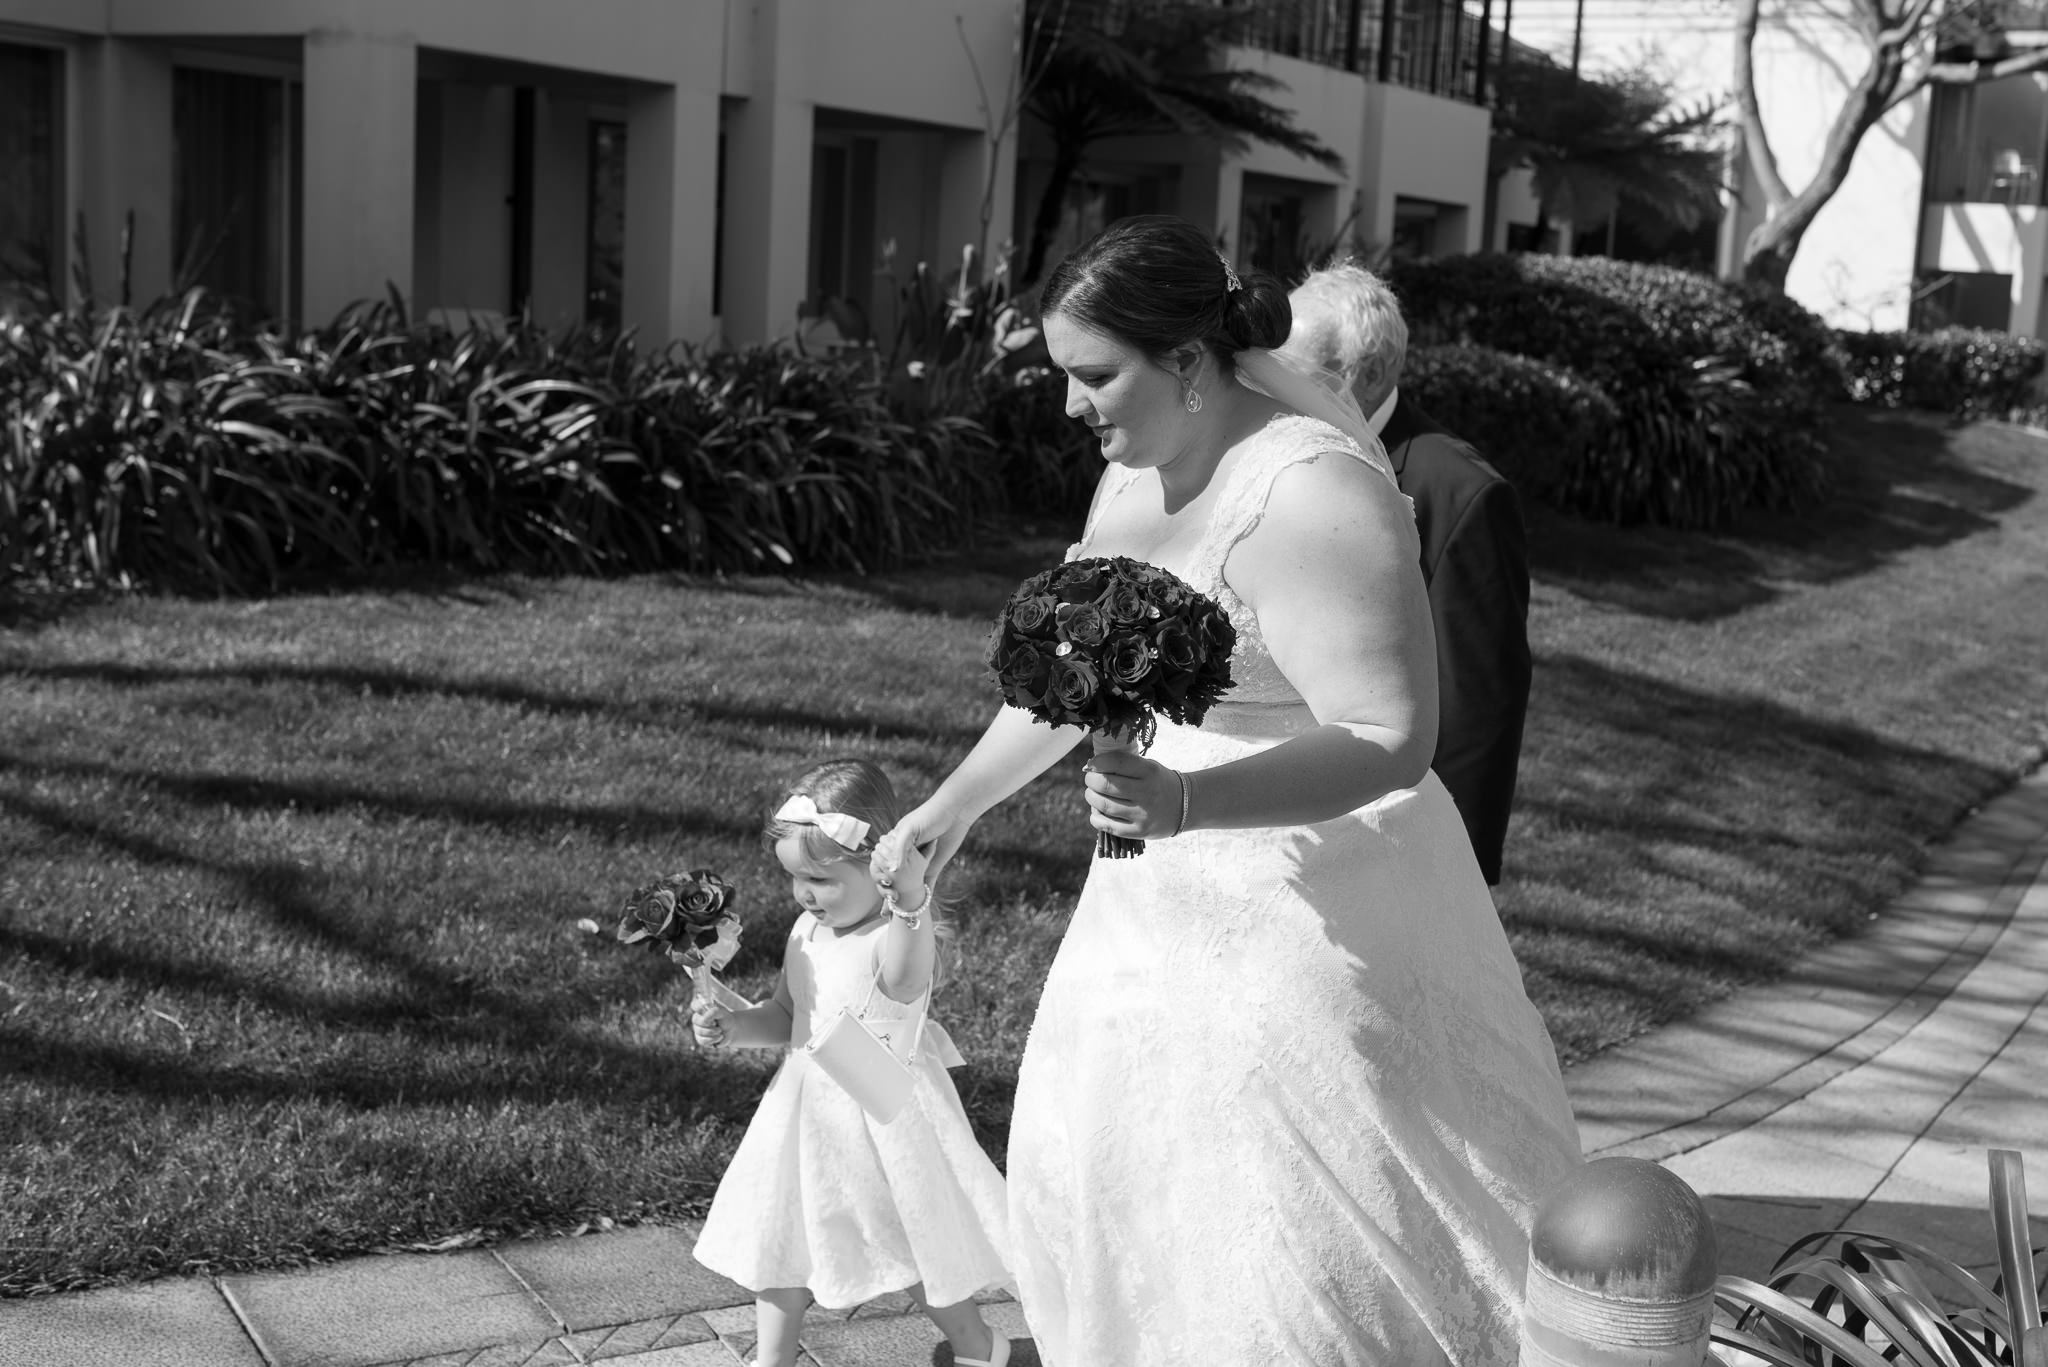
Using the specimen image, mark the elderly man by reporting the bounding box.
[1284,261,1531,886]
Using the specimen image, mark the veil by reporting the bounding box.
[1233,347,1405,500]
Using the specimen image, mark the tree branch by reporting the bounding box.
[1733,0,1792,208]
[1890,0,1944,41]
[1889,44,2048,114]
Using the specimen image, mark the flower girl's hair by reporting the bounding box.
[764,758,956,946]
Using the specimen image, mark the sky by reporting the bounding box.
[1496,0,1737,97]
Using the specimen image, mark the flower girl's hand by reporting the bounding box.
[870,831,931,901]
[879,799,969,890]
[691,999,731,1049]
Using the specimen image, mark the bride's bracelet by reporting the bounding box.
[1172,768,1192,837]
[883,883,930,929]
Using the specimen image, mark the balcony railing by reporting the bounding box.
[1224,0,1499,105]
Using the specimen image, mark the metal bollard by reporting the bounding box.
[1519,1157,1719,1366]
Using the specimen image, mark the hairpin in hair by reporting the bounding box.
[1219,256,1243,293]
[774,794,872,851]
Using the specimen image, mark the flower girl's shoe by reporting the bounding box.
[954,1336,1010,1367]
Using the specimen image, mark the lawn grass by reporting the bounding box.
[4,405,2048,1295]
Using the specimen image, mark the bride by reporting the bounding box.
[877,215,1583,1365]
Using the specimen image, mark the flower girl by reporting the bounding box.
[691,758,1011,1367]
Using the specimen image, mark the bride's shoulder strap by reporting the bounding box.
[1199,416,1361,574]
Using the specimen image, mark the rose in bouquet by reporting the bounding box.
[985,555,1236,858]
[616,869,742,1002]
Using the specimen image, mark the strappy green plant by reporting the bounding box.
[1712,1149,2047,1367]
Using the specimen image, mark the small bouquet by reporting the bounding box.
[985,555,1236,858]
[615,869,747,1009]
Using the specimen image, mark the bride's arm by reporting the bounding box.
[1198,453,1438,825]
[889,707,1090,885]
[1087,451,1437,836]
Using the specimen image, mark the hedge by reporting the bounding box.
[1835,327,2047,419]
[1384,254,1837,528]
[1401,344,1622,500]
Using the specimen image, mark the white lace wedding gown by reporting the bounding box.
[1006,416,1584,1366]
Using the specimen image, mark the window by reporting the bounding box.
[1239,181,1307,283]
[173,66,301,320]
[586,120,626,327]
[1924,77,2048,206]
[1911,270,2012,331]
[1,41,63,311]
[1391,196,1467,260]
[807,135,876,330]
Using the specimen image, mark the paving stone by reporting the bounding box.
[570,1312,718,1362]
[220,1250,561,1367]
[591,1342,755,1366]
[863,1290,922,1317]
[0,1276,266,1367]
[698,1306,757,1337]
[1665,1126,1898,1203]
[799,1311,945,1367]
[498,1226,749,1330]
[379,1338,581,1367]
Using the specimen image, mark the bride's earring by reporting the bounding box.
[1183,381,1203,414]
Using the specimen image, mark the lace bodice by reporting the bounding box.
[1068,414,1404,714]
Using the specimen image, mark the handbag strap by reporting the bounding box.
[856,960,932,1065]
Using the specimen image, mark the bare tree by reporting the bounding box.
[1736,0,2048,290]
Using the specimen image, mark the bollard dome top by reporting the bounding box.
[1528,1157,1719,1298]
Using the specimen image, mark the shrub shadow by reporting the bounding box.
[1526,407,2038,622]
[1501,649,2016,1062]
[3,658,982,747]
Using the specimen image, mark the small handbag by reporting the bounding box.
[802,972,931,1125]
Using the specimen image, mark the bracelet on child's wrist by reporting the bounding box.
[883,883,930,929]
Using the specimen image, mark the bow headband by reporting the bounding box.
[774,794,872,851]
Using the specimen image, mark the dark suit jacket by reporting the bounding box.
[1381,392,1531,885]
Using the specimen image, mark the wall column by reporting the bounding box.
[719,92,813,344]
[74,37,173,307]
[2012,209,2047,338]
[1213,163,1246,261]
[622,84,720,346]
[301,28,417,321]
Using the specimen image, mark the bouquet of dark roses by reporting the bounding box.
[985,554,1236,858]
[615,869,745,1007]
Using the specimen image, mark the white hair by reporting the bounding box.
[1283,260,1409,407]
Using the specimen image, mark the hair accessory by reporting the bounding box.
[773,794,872,851]
[1219,255,1242,293]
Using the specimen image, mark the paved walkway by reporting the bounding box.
[5,762,2046,1367]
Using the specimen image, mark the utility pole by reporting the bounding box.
[1570,0,1585,77]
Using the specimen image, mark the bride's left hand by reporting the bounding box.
[1083,749,1187,841]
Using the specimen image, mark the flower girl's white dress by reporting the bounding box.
[1006,416,1585,1366]
[693,913,1010,1308]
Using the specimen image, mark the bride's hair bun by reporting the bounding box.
[1222,273,1292,354]
[1039,214,1295,373]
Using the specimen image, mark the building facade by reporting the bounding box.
[1,0,1535,344]
[1516,0,2048,337]
[0,0,1020,346]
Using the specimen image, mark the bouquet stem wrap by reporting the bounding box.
[1092,725,1150,859]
